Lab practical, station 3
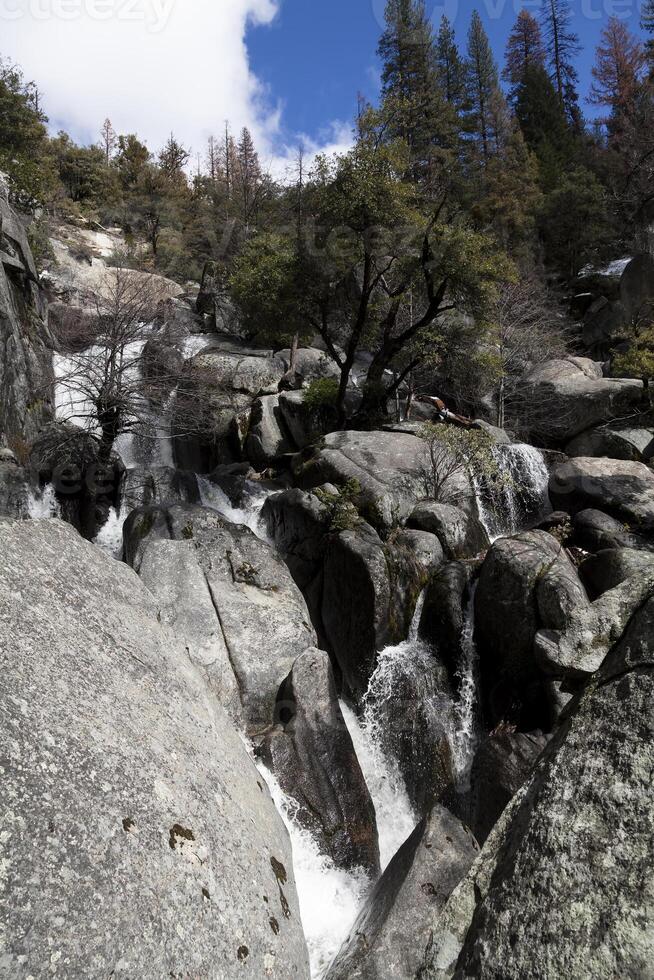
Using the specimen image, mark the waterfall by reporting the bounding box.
[448,586,480,792]
[94,505,128,559]
[476,443,551,540]
[27,484,60,520]
[197,476,272,541]
[257,762,371,980]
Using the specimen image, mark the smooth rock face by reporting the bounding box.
[475,531,589,728]
[0,196,54,443]
[580,547,654,598]
[519,357,643,441]
[246,394,296,465]
[0,520,310,979]
[419,591,654,980]
[572,508,654,553]
[125,504,317,728]
[550,456,654,532]
[469,732,550,844]
[408,502,489,559]
[326,806,478,980]
[566,423,654,463]
[260,649,380,878]
[294,429,475,532]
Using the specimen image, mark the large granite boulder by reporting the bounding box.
[408,502,489,559]
[245,394,296,465]
[550,456,654,532]
[571,507,654,553]
[0,456,29,518]
[173,347,286,471]
[418,588,654,979]
[619,252,654,320]
[0,195,54,444]
[321,522,439,699]
[124,504,316,728]
[518,357,643,441]
[260,649,380,878]
[566,422,654,464]
[475,530,589,729]
[469,732,550,844]
[326,806,478,980]
[580,547,654,598]
[0,519,310,979]
[293,429,475,533]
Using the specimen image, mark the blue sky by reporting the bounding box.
[1,0,648,169]
[249,0,648,142]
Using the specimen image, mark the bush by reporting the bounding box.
[303,377,339,411]
[419,423,506,504]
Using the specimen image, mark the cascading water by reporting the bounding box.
[197,475,273,541]
[476,442,551,540]
[448,586,480,792]
[94,505,127,559]
[257,762,370,980]
[27,484,60,520]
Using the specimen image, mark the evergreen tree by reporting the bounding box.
[515,63,573,189]
[541,0,581,122]
[466,11,501,164]
[158,133,190,183]
[378,0,456,182]
[435,15,467,111]
[0,57,55,203]
[502,10,546,100]
[590,18,646,121]
[235,127,262,229]
[115,134,150,190]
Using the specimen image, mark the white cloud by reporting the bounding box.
[1,0,352,166]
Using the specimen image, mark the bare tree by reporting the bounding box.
[491,279,570,429]
[99,118,118,167]
[419,424,502,504]
[53,266,175,464]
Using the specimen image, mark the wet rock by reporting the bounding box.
[571,507,654,553]
[0,458,29,518]
[120,465,200,511]
[260,649,380,877]
[245,394,296,465]
[326,806,478,980]
[0,519,310,979]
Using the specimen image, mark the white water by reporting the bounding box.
[448,587,480,791]
[476,443,550,541]
[94,505,128,559]
[257,762,371,980]
[27,484,60,520]
[197,475,272,541]
[340,701,417,870]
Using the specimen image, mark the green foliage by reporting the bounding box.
[540,167,609,278]
[613,328,654,386]
[27,216,55,272]
[303,377,339,411]
[314,478,362,532]
[418,423,506,504]
[514,64,574,189]
[0,57,57,205]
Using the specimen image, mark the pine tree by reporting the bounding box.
[435,15,467,111]
[378,0,456,181]
[235,127,261,229]
[590,17,646,121]
[466,10,501,164]
[541,0,581,122]
[502,10,546,100]
[515,63,573,189]
[158,133,190,183]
